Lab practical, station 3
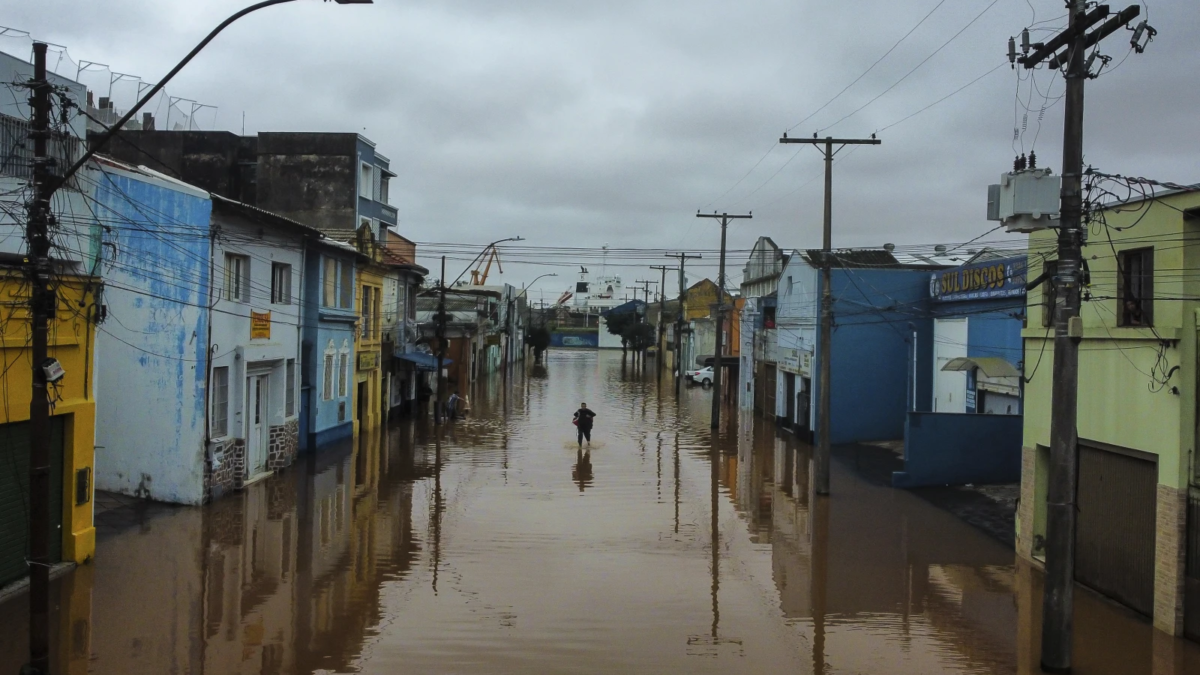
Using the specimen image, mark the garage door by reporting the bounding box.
[1075,443,1156,617]
[0,418,65,587]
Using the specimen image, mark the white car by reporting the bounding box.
[687,366,714,386]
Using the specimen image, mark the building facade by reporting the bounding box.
[1017,190,1200,640]
[300,238,361,452]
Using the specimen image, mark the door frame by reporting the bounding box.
[245,371,271,481]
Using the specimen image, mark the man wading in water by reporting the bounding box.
[573,402,596,447]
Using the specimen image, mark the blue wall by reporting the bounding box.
[931,297,1025,366]
[892,412,1023,487]
[300,245,358,453]
[815,268,934,445]
[551,331,599,348]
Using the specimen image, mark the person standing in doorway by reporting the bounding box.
[446,390,460,420]
[573,402,596,447]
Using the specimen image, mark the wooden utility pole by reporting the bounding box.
[696,212,752,429]
[779,134,879,494]
[24,42,54,675]
[666,253,702,396]
[435,256,447,425]
[651,265,677,377]
[1015,4,1144,672]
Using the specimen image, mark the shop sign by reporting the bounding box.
[250,311,271,340]
[780,348,812,376]
[931,256,1026,302]
[358,352,379,371]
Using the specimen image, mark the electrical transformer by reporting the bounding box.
[986,168,1061,233]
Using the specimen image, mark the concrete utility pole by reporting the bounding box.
[651,265,677,377]
[634,280,657,368]
[779,133,880,494]
[24,42,54,675]
[696,212,752,429]
[1015,4,1144,672]
[666,253,702,396]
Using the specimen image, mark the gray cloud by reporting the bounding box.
[10,0,1198,291]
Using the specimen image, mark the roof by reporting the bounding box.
[803,249,953,270]
[210,194,325,239]
[941,356,1021,378]
[601,299,646,316]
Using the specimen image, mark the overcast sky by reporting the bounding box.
[8,0,1198,296]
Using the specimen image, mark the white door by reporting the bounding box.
[933,318,968,413]
[247,374,269,476]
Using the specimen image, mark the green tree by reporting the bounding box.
[622,322,656,353]
[526,325,552,363]
[604,311,637,355]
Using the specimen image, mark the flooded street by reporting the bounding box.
[3,349,1200,674]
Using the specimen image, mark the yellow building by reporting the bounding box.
[0,270,97,588]
[353,242,385,441]
[1017,188,1200,639]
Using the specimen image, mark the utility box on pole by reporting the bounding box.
[987,168,1061,232]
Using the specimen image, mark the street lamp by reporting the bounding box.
[448,236,524,287]
[59,0,373,187]
[519,273,558,298]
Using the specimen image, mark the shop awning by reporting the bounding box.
[398,353,452,372]
[940,356,1021,378]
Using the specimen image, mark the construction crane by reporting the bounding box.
[469,244,504,285]
[557,291,573,305]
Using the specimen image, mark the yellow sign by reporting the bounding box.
[250,311,271,340]
[358,352,379,371]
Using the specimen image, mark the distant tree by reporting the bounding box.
[604,311,637,355]
[526,326,551,363]
[622,322,656,353]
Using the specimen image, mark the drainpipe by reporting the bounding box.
[908,322,917,412]
[202,223,219,498]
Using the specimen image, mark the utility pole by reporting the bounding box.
[435,256,447,425]
[779,133,880,494]
[666,253,702,396]
[651,265,677,377]
[24,42,54,675]
[1014,4,1144,672]
[695,212,752,429]
[634,280,657,368]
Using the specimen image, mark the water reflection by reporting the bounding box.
[3,350,1200,674]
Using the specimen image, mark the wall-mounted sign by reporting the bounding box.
[930,257,1026,302]
[358,351,379,371]
[250,311,271,340]
[779,348,813,376]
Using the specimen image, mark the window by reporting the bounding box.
[787,276,793,295]
[1118,247,1154,327]
[323,257,337,308]
[1042,260,1058,328]
[338,352,349,398]
[271,263,292,304]
[361,286,374,339]
[373,169,382,202]
[212,366,229,436]
[407,285,417,321]
[224,254,249,303]
[322,353,334,401]
[576,282,589,293]
[359,163,372,198]
[286,359,296,416]
[380,177,389,204]
[340,262,354,309]
[763,306,776,329]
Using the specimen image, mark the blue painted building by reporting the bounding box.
[300,238,362,452]
[774,250,948,445]
[893,254,1027,488]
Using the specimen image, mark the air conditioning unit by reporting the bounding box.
[987,168,1061,233]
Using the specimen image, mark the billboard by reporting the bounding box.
[930,256,1026,302]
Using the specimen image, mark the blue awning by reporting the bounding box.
[397,353,451,372]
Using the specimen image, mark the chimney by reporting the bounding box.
[142,113,155,131]
[98,96,110,111]
[86,90,94,108]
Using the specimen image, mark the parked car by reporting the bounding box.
[687,366,714,386]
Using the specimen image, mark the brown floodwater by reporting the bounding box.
[2,349,1199,674]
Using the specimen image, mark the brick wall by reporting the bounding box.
[1153,482,1186,635]
[1017,444,1037,562]
[267,419,299,472]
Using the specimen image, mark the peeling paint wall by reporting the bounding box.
[92,164,212,504]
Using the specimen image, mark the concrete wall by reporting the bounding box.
[93,130,255,202]
[893,412,1022,488]
[551,331,598,348]
[93,164,212,504]
[257,133,358,232]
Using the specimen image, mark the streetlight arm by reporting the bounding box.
[449,236,523,287]
[60,0,327,186]
[516,273,557,299]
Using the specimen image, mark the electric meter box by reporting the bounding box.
[986,168,1061,233]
